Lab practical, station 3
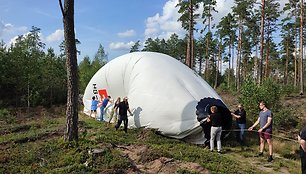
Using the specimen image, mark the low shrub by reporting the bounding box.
[0,108,15,123]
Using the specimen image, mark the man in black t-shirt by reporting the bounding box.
[231,104,246,145]
[115,97,133,133]
[298,126,306,174]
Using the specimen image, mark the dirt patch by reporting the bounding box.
[226,148,293,174]
[119,144,211,174]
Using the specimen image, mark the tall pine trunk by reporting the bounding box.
[214,42,221,89]
[295,30,298,87]
[205,39,209,80]
[236,21,242,91]
[300,0,304,94]
[254,42,259,82]
[186,0,194,69]
[259,0,265,84]
[284,42,289,85]
[265,22,271,79]
[199,57,203,75]
[227,41,231,88]
[59,0,79,142]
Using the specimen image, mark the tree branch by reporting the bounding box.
[59,0,65,17]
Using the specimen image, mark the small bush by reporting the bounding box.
[274,108,298,129]
[0,108,15,123]
[239,78,281,120]
[280,84,299,97]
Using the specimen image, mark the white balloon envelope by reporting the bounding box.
[83,52,226,144]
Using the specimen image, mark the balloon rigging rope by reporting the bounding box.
[221,129,298,142]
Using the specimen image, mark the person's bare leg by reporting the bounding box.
[259,137,265,153]
[267,139,273,156]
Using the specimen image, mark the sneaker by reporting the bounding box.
[217,150,222,154]
[258,152,263,157]
[267,156,273,162]
[210,150,213,152]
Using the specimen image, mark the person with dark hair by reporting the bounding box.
[99,96,111,121]
[248,101,273,162]
[115,97,133,133]
[207,105,223,153]
[298,126,306,174]
[231,104,246,146]
[90,96,99,118]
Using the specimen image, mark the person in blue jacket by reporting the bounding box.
[89,96,99,118]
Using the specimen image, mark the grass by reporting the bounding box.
[0,108,302,174]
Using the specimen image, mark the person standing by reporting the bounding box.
[231,104,246,146]
[207,105,223,153]
[89,96,99,118]
[248,101,273,162]
[99,96,111,121]
[298,126,306,174]
[115,97,133,133]
[109,97,121,124]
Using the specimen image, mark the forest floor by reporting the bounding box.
[0,93,305,174]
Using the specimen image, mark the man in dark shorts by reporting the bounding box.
[248,101,273,162]
[115,97,133,133]
[298,126,306,174]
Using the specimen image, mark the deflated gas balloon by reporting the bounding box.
[83,52,229,144]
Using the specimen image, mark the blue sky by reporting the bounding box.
[0,0,286,62]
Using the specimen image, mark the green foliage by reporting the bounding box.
[217,82,236,95]
[280,84,299,97]
[129,40,141,53]
[273,108,298,129]
[0,108,15,124]
[0,27,67,107]
[239,78,302,131]
[79,44,107,93]
[238,79,260,117]
[0,109,301,174]
[239,78,281,119]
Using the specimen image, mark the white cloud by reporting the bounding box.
[7,32,31,46]
[7,35,19,46]
[109,41,135,50]
[46,29,64,43]
[117,29,136,38]
[144,0,185,39]
[0,21,27,37]
[214,0,235,22]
